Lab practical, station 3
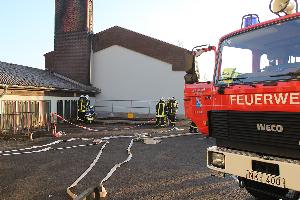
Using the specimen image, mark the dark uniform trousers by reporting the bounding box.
[167,100,178,127]
[168,114,176,127]
[189,121,198,133]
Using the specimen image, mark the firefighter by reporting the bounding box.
[166,97,171,124]
[85,104,96,124]
[84,95,96,123]
[77,95,87,121]
[85,95,91,107]
[189,121,198,133]
[155,98,167,127]
[167,97,178,127]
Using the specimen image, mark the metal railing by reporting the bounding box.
[94,99,157,115]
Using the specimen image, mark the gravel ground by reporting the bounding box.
[0,120,254,200]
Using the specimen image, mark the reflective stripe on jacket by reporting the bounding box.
[167,100,178,115]
[78,100,87,112]
[156,102,166,117]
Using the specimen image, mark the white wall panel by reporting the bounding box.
[92,45,185,114]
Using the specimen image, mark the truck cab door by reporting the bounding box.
[184,45,215,135]
[184,82,212,135]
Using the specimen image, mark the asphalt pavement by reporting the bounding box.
[0,120,254,200]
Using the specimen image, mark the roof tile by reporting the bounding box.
[93,26,192,71]
[0,61,100,93]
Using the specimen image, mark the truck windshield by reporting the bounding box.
[217,17,300,85]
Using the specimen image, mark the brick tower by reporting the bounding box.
[47,0,93,85]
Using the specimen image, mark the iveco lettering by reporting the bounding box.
[256,124,284,133]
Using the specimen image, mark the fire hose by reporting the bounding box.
[67,132,199,199]
[67,135,135,199]
[0,138,99,157]
[98,138,134,198]
[51,113,199,199]
[67,140,108,199]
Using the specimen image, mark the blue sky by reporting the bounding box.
[0,0,275,69]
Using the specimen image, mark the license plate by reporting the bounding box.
[245,170,286,188]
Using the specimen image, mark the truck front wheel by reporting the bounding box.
[242,179,288,200]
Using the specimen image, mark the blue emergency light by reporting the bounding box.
[241,14,260,28]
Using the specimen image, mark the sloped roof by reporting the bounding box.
[0,61,99,93]
[93,26,192,71]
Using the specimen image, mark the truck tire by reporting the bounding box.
[290,192,300,200]
[243,179,288,200]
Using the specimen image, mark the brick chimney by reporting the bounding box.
[47,0,93,85]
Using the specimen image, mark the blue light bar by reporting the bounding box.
[241,14,260,28]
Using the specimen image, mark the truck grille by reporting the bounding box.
[209,111,300,160]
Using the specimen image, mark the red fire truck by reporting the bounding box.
[184,2,300,199]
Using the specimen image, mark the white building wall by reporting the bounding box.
[91,45,185,114]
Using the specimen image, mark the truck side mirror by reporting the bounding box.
[184,53,194,74]
[184,45,216,84]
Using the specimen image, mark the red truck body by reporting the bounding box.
[184,12,300,135]
[184,12,300,199]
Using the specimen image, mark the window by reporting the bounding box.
[217,17,300,84]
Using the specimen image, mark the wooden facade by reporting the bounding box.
[0,88,95,135]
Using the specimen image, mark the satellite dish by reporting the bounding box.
[269,0,298,16]
[285,2,296,14]
[271,0,290,13]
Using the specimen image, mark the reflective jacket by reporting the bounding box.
[167,99,178,115]
[156,101,167,117]
[78,97,87,112]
